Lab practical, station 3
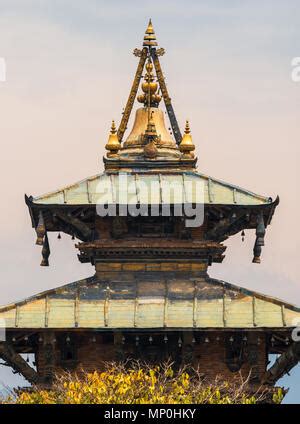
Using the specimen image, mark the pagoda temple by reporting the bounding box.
[0,20,300,392]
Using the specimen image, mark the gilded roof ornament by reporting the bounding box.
[179,120,195,157]
[105,120,121,156]
[143,19,157,47]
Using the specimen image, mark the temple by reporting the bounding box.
[0,20,300,393]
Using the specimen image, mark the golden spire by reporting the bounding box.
[143,19,157,47]
[105,120,121,156]
[179,120,195,157]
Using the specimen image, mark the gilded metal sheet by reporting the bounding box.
[107,299,135,327]
[196,299,224,327]
[78,301,105,327]
[32,172,272,207]
[255,298,283,327]
[0,276,299,330]
[47,299,75,328]
[225,297,254,328]
[17,299,46,328]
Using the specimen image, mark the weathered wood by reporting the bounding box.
[0,342,40,384]
[263,342,300,385]
[55,210,92,240]
[41,332,56,385]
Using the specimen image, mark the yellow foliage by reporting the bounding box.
[2,362,283,404]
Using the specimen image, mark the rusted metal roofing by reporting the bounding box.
[31,172,273,207]
[0,275,298,330]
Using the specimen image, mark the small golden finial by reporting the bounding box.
[105,120,121,157]
[145,110,157,137]
[143,19,157,47]
[143,111,158,159]
[179,120,195,157]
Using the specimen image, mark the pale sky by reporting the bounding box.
[0,0,299,402]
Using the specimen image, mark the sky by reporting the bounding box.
[0,0,299,402]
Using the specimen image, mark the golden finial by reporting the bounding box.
[146,19,154,34]
[143,19,157,47]
[105,120,121,156]
[179,120,195,157]
[137,59,161,107]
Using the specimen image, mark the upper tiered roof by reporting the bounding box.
[24,20,279,267]
[27,19,278,211]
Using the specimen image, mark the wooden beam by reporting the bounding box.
[0,342,40,384]
[262,342,300,385]
[55,210,92,240]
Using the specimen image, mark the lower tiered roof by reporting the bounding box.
[0,273,298,330]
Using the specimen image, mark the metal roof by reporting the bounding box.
[31,171,273,207]
[0,275,298,330]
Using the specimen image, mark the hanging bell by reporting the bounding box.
[149,336,153,344]
[164,335,168,343]
[241,230,245,242]
[72,234,75,240]
[26,355,30,363]
[57,233,61,240]
[178,337,182,347]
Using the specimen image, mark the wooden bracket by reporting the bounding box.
[55,210,92,240]
[262,341,300,385]
[0,342,40,384]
